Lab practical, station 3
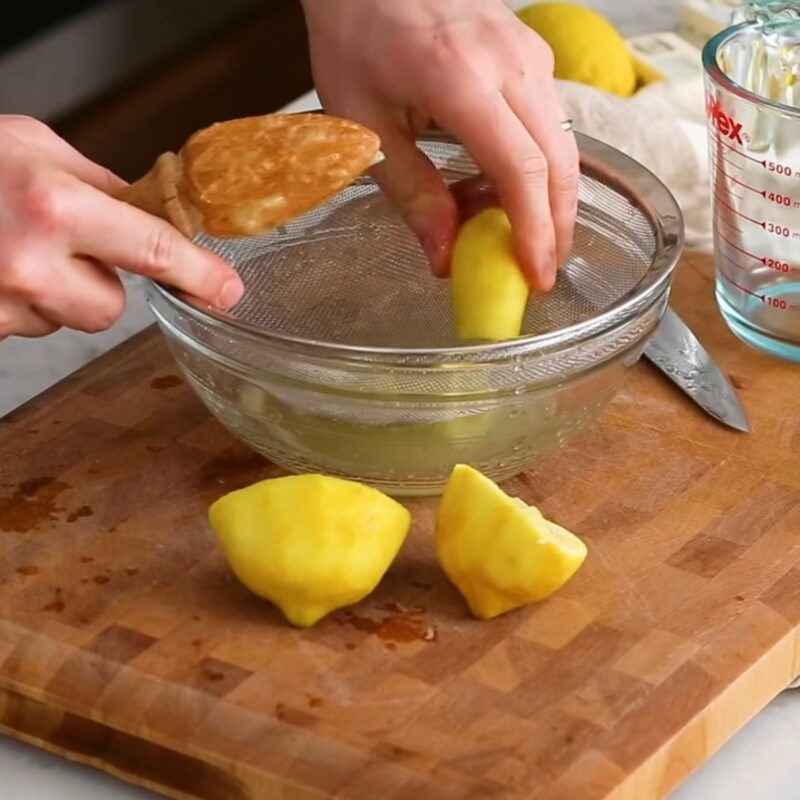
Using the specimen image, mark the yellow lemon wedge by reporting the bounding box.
[209,474,411,627]
[517,2,637,98]
[436,464,587,619]
[451,207,529,342]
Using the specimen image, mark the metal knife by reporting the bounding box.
[644,307,751,433]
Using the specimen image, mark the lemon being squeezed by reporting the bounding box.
[451,207,529,342]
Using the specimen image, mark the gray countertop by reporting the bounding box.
[3,2,800,799]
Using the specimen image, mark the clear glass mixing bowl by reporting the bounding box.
[147,132,683,495]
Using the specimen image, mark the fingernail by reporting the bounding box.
[218,277,244,309]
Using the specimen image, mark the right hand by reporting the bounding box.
[0,116,244,340]
[302,0,579,290]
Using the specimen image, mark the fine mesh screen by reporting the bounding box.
[195,137,657,349]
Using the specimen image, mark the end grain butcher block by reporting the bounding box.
[1,253,799,800]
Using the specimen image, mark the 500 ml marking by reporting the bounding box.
[714,161,800,207]
[763,160,800,178]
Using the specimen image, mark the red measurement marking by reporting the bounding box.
[713,152,743,171]
[717,169,763,195]
[714,192,765,227]
[763,256,797,274]
[715,206,744,232]
[719,250,748,273]
[713,225,763,262]
[718,271,762,298]
[715,227,799,274]
[719,220,743,233]
[708,131,764,164]
[718,271,800,310]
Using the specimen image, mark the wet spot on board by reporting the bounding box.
[306,694,324,708]
[198,452,267,491]
[80,557,94,564]
[42,588,65,613]
[125,568,139,577]
[336,602,437,647]
[0,477,70,533]
[151,375,183,391]
[66,505,93,523]
[93,575,110,585]
[275,703,316,727]
[16,565,40,577]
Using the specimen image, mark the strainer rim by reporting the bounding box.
[150,130,683,362]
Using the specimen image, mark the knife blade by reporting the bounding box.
[644,307,751,433]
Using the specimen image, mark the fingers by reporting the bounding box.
[1,115,127,193]
[0,294,60,339]
[365,113,459,277]
[450,174,500,224]
[28,258,127,333]
[504,82,580,265]
[434,86,557,289]
[66,183,244,309]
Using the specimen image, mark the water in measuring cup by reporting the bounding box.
[709,11,800,360]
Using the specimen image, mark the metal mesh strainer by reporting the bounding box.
[149,132,682,491]
[189,132,675,352]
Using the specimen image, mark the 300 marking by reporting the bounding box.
[766,221,791,237]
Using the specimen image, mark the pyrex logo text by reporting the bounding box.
[707,95,744,144]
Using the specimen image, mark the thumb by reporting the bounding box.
[369,122,458,277]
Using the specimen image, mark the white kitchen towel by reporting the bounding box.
[556,77,713,251]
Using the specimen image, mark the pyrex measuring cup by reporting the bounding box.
[704,11,800,360]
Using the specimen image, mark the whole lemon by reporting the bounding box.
[517,2,637,98]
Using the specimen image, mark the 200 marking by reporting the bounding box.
[765,257,791,273]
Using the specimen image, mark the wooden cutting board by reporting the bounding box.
[1,253,799,800]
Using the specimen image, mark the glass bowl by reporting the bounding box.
[147,131,683,495]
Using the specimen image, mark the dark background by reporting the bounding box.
[8,0,313,180]
[0,3,104,52]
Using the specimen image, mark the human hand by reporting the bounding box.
[0,116,243,340]
[301,0,579,290]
